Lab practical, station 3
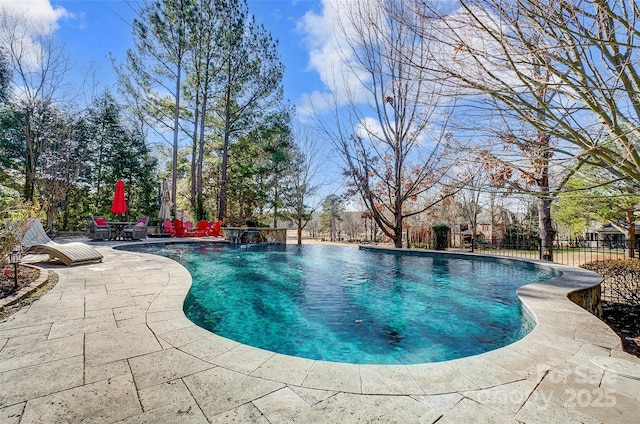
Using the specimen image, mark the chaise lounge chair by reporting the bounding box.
[20,219,103,266]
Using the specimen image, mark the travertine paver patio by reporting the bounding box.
[1,241,639,423]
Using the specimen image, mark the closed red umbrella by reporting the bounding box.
[110,179,127,216]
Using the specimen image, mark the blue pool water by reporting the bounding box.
[120,243,559,364]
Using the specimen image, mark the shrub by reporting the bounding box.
[244,218,268,228]
[432,225,450,250]
[581,260,640,307]
[0,200,42,268]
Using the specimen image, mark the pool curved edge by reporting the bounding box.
[130,242,627,396]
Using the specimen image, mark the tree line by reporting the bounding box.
[0,0,321,241]
[115,0,297,225]
[0,1,158,231]
[2,0,639,258]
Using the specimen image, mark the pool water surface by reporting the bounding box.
[122,243,559,364]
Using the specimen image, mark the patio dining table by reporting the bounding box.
[108,221,135,240]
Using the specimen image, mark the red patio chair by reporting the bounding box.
[184,221,194,236]
[194,220,209,237]
[208,220,223,237]
[172,219,187,237]
[162,220,175,236]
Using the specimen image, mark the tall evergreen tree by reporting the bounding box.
[320,194,344,242]
[117,0,194,216]
[0,48,10,103]
[184,0,223,220]
[84,92,158,220]
[223,112,292,226]
[214,0,285,222]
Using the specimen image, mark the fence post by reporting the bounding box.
[539,238,543,260]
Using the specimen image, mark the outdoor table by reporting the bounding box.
[108,221,135,240]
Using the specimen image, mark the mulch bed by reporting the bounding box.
[0,265,41,298]
[602,302,640,358]
[0,264,639,358]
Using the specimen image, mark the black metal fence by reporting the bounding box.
[469,236,640,305]
[471,236,638,267]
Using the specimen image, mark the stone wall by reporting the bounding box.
[568,284,603,318]
[223,227,287,244]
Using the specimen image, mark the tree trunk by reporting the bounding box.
[393,201,403,248]
[393,225,402,248]
[297,216,303,245]
[330,214,335,242]
[470,208,477,253]
[218,67,233,223]
[273,184,278,228]
[538,196,554,261]
[171,63,182,218]
[196,92,207,220]
[62,196,69,231]
[46,207,55,233]
[24,123,35,201]
[217,148,227,222]
[190,92,200,216]
[371,219,376,242]
[626,209,635,259]
[536,128,554,261]
[394,173,403,248]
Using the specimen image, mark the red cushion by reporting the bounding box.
[94,217,107,226]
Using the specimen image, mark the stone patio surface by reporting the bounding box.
[1,240,639,423]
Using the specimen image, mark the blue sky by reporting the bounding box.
[42,0,327,109]
[0,0,359,133]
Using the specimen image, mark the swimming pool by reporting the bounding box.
[121,243,559,364]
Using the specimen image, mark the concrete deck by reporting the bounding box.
[1,241,639,423]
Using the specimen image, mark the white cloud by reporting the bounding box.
[0,0,71,35]
[0,0,72,97]
[354,116,383,140]
[297,90,331,122]
[429,4,551,97]
[297,0,374,110]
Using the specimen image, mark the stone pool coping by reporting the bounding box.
[1,239,639,422]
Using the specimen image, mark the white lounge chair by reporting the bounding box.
[19,219,103,266]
